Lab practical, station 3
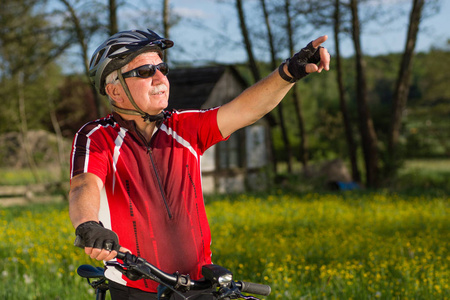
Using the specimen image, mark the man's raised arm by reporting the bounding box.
[217,35,330,138]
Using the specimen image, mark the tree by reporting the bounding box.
[333,0,361,182]
[109,0,119,35]
[284,0,309,174]
[350,0,379,187]
[58,0,105,117]
[163,0,171,62]
[235,0,261,82]
[0,0,70,181]
[234,0,279,176]
[388,0,425,163]
[259,0,290,173]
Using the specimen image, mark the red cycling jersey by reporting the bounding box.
[70,108,227,292]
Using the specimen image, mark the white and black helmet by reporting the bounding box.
[89,29,174,95]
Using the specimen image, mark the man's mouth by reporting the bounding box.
[152,84,168,96]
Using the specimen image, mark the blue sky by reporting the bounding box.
[168,0,450,64]
[56,0,450,72]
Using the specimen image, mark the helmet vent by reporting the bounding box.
[90,49,105,68]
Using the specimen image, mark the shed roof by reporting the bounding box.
[167,65,247,110]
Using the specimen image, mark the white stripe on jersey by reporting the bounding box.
[112,127,128,193]
[70,118,117,179]
[159,123,198,161]
[173,107,218,115]
[83,124,102,173]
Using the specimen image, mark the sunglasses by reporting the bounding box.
[119,62,169,80]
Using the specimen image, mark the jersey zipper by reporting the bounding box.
[147,147,173,219]
[132,125,173,220]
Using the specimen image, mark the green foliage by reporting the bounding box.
[0,0,449,191]
[414,49,450,104]
[0,167,68,186]
[0,0,66,134]
[387,159,450,196]
[403,104,450,158]
[278,50,450,170]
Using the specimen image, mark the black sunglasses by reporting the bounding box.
[119,62,169,80]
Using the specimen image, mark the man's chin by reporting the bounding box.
[154,100,169,111]
[148,105,167,115]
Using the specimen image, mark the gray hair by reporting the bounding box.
[104,64,130,103]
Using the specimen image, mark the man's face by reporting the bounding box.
[118,52,170,115]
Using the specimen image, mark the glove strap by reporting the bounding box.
[278,60,296,83]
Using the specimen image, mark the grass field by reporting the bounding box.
[0,190,448,299]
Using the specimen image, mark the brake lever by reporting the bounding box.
[107,257,159,282]
[216,281,261,300]
[106,261,129,274]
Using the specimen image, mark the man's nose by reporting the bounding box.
[152,69,166,83]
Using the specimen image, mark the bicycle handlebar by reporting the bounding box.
[74,236,271,297]
[235,280,272,296]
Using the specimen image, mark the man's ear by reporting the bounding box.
[105,83,123,103]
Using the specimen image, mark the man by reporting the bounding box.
[70,29,330,299]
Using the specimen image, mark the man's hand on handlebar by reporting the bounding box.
[85,245,131,262]
[74,221,130,261]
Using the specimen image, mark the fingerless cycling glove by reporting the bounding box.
[75,221,121,252]
[278,41,323,83]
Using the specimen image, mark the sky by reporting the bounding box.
[56,0,450,72]
[166,0,450,64]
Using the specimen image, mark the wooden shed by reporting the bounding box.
[167,65,270,194]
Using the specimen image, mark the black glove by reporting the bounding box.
[74,221,120,252]
[278,41,323,83]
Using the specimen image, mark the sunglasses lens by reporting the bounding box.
[136,64,168,77]
[122,63,169,79]
[158,63,169,75]
[136,65,157,78]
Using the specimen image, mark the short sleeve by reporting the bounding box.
[70,124,110,183]
[196,107,229,154]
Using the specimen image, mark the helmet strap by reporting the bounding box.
[114,68,165,123]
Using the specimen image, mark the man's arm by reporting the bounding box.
[69,172,118,261]
[69,172,103,228]
[217,35,330,138]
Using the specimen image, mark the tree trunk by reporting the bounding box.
[235,0,278,175]
[334,0,361,183]
[60,0,103,118]
[350,0,379,187]
[18,72,41,183]
[260,0,292,173]
[260,0,284,174]
[236,0,260,82]
[109,0,118,35]
[388,0,425,157]
[163,0,170,63]
[48,88,67,180]
[284,0,307,174]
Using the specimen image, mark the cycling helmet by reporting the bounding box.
[89,29,174,95]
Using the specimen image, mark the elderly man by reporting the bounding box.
[69,29,330,299]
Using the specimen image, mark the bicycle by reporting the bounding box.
[76,249,271,300]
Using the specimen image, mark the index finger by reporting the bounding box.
[312,35,328,48]
[320,47,331,71]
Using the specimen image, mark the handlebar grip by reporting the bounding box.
[116,251,126,260]
[238,281,271,296]
[74,236,125,260]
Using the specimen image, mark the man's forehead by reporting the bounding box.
[128,51,163,68]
